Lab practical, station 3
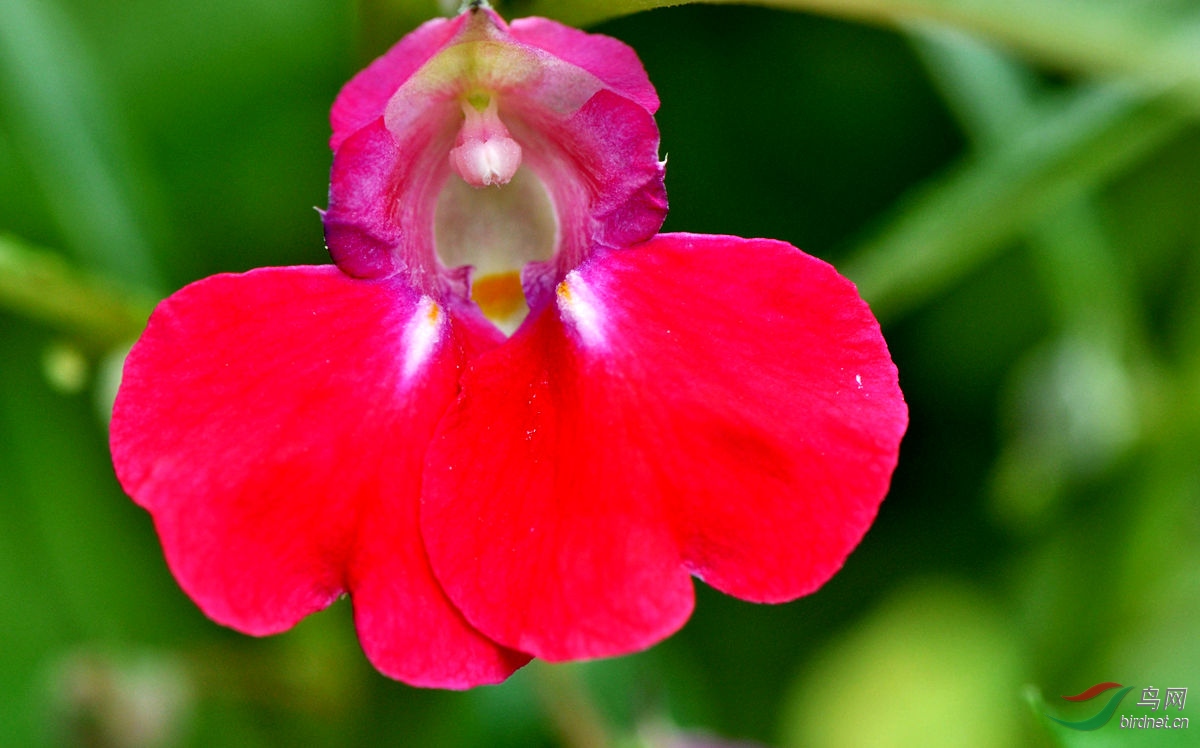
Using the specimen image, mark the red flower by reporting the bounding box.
[110,6,907,689]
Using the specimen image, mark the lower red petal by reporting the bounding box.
[422,305,695,661]
[422,233,906,660]
[111,266,525,687]
[570,234,908,603]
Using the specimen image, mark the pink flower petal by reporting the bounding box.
[514,88,667,312]
[323,8,666,300]
[324,116,455,281]
[508,16,659,113]
[330,14,465,150]
[110,266,524,687]
[421,234,906,660]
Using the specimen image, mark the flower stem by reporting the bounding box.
[0,233,155,350]
[530,662,613,748]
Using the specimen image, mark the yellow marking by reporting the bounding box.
[472,271,526,323]
[420,41,535,92]
[465,90,491,112]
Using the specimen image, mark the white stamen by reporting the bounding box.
[450,137,522,187]
[448,97,522,187]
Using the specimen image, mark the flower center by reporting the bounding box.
[434,105,558,334]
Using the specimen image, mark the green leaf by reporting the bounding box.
[0,0,167,289]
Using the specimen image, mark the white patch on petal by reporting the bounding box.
[402,297,444,380]
[556,272,606,348]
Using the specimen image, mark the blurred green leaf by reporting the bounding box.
[0,234,153,351]
[780,580,1030,748]
[841,85,1188,322]
[906,24,1041,146]
[0,327,181,645]
[910,28,1148,530]
[357,0,450,58]
[911,25,1143,342]
[0,448,71,747]
[506,0,1200,102]
[0,0,165,289]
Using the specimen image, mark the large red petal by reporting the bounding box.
[422,234,905,660]
[111,266,525,687]
[565,234,908,603]
[421,304,695,662]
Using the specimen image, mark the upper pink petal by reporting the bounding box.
[421,234,906,660]
[514,88,667,312]
[331,9,657,150]
[330,14,467,150]
[508,16,659,113]
[323,8,665,296]
[110,266,523,687]
[324,116,456,282]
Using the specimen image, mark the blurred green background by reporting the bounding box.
[2,0,1198,746]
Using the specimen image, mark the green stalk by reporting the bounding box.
[0,234,154,349]
[841,85,1188,323]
